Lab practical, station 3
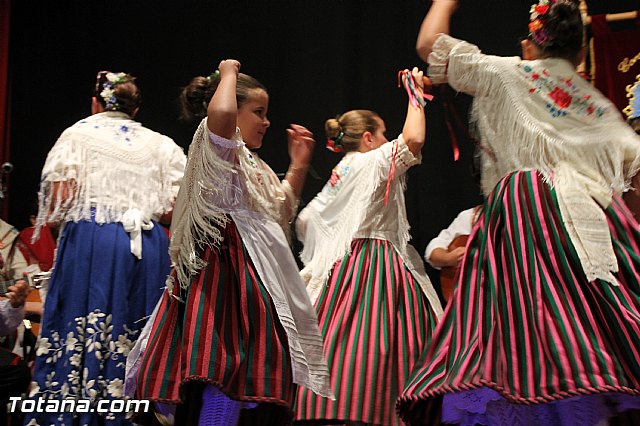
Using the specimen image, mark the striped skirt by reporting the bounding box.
[135,220,295,422]
[295,238,438,426]
[397,171,640,425]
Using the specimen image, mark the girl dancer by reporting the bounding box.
[134,60,331,425]
[295,67,442,426]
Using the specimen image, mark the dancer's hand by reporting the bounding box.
[287,124,315,168]
[412,67,425,92]
[217,59,240,79]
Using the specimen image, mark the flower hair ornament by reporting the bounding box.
[96,71,129,110]
[206,69,220,82]
[327,114,346,153]
[326,130,344,153]
[528,0,558,47]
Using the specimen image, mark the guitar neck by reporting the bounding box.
[0,279,16,296]
[0,274,35,297]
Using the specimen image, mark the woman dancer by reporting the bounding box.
[398,1,640,425]
[27,71,186,425]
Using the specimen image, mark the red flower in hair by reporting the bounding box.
[534,4,549,15]
[529,19,543,32]
[549,87,572,108]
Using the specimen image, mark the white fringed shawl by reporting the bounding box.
[298,136,443,318]
[167,120,332,398]
[35,112,186,240]
[428,34,640,284]
[168,121,298,290]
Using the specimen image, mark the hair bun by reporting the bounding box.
[179,76,217,121]
[325,118,342,139]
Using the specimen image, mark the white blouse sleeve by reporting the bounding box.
[207,127,245,165]
[372,134,421,181]
[208,128,243,148]
[424,208,474,269]
[428,34,496,97]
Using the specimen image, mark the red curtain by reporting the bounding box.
[591,13,640,114]
[0,0,10,219]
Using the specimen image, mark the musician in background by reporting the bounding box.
[0,279,28,335]
[0,278,30,424]
[18,201,57,274]
[424,205,481,301]
[0,217,42,373]
[0,218,28,281]
[0,218,41,317]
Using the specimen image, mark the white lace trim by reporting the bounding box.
[168,122,237,291]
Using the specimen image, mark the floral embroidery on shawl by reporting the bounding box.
[322,162,351,196]
[519,64,608,118]
[77,117,139,145]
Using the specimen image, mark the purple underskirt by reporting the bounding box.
[443,387,640,426]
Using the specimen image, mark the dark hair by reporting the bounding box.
[530,0,584,61]
[179,72,267,121]
[93,71,141,116]
[325,110,381,153]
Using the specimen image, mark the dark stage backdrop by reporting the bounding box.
[9,0,543,293]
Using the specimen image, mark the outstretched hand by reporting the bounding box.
[400,67,425,93]
[287,124,315,168]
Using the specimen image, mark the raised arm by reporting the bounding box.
[402,67,427,156]
[206,60,241,139]
[416,0,458,61]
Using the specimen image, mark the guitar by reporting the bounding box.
[439,234,469,302]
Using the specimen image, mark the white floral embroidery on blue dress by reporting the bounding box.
[29,308,140,423]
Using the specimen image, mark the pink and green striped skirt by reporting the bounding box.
[398,171,640,425]
[135,220,295,423]
[295,238,438,426]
